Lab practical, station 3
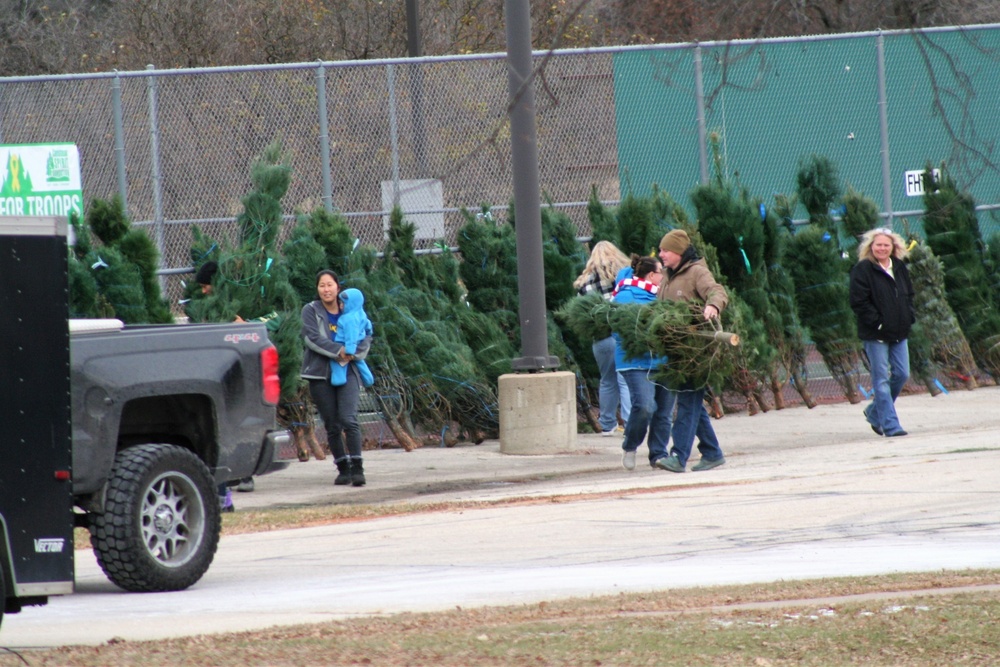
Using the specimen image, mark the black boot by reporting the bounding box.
[334,458,351,486]
[350,458,366,487]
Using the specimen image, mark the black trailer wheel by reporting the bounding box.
[90,444,221,592]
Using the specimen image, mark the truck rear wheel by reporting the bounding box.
[90,444,221,592]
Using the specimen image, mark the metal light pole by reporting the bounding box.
[505,0,558,371]
[405,0,429,177]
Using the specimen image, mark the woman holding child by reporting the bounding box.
[300,270,373,487]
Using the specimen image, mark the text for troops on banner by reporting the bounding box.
[0,143,83,218]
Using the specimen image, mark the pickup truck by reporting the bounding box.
[70,319,293,593]
[2,216,294,631]
[3,318,294,628]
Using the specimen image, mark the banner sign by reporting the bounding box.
[0,143,83,219]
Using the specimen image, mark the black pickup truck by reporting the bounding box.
[1,216,293,630]
[70,319,293,592]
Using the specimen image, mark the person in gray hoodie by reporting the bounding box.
[301,270,373,486]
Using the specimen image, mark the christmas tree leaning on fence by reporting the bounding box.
[922,165,1000,382]
[68,195,172,324]
[691,143,782,411]
[905,240,978,391]
[186,141,313,457]
[783,155,863,403]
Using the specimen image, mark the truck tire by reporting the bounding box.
[90,443,221,592]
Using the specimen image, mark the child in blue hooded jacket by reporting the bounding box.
[330,288,374,388]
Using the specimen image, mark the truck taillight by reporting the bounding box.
[261,345,281,405]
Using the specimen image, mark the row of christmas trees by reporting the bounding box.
[577,145,1000,415]
[67,140,1000,454]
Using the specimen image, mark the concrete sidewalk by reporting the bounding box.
[236,384,1000,511]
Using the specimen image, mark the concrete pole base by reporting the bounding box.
[498,371,576,455]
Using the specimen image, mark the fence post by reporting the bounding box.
[876,32,894,226]
[146,64,166,288]
[315,62,334,214]
[111,72,129,215]
[386,63,401,208]
[693,44,709,185]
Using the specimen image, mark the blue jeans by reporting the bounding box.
[617,371,631,425]
[620,369,674,465]
[863,339,910,435]
[669,387,723,468]
[593,336,626,432]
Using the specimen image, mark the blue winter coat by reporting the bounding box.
[611,267,667,372]
[330,288,375,386]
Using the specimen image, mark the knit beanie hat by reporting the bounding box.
[659,229,691,255]
[195,261,219,286]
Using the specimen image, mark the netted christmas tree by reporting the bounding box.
[922,165,1000,381]
[559,292,740,393]
[457,206,520,326]
[785,225,863,402]
[586,184,677,258]
[370,208,502,444]
[186,141,309,455]
[458,202,602,431]
[764,195,816,408]
[796,153,844,246]
[616,191,657,257]
[68,195,172,324]
[905,239,978,391]
[691,142,781,411]
[784,156,863,403]
[840,187,883,261]
[586,185,620,249]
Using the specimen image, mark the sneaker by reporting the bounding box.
[622,449,636,471]
[885,429,908,437]
[655,455,685,473]
[236,477,255,492]
[691,456,726,472]
[601,426,624,437]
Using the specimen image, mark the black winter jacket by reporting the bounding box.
[849,257,915,343]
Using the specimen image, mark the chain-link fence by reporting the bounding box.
[1,25,998,413]
[2,25,998,286]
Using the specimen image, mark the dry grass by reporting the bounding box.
[51,497,1000,666]
[5,570,1000,666]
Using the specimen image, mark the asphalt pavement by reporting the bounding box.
[2,385,999,648]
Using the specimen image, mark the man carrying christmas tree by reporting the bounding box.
[655,230,729,473]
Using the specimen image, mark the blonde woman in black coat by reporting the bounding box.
[849,228,915,438]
